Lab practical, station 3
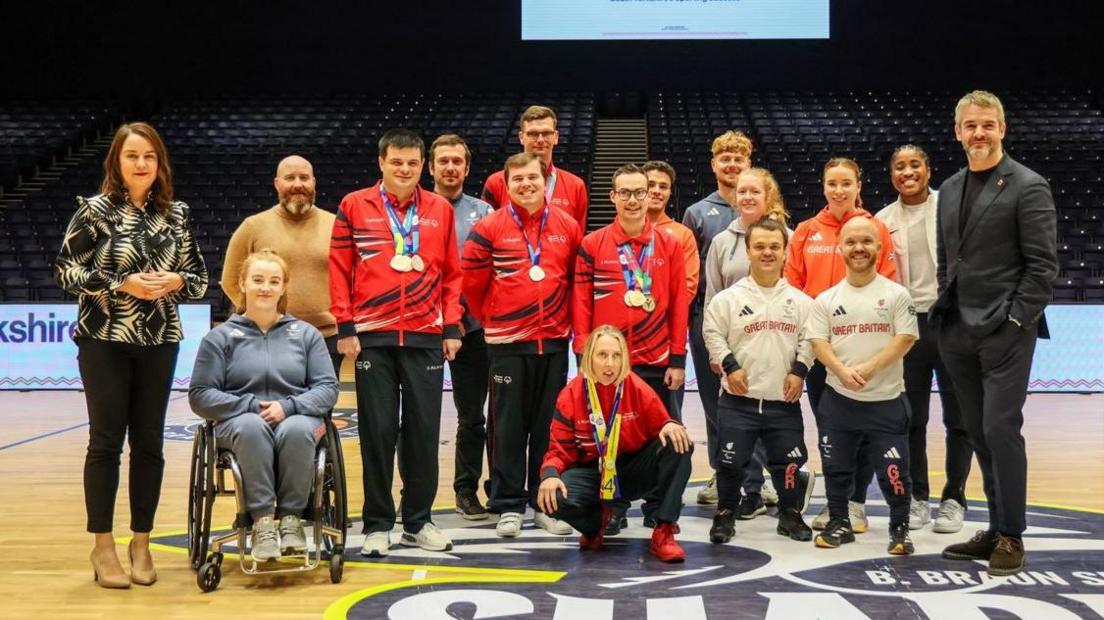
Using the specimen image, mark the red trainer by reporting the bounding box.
[579,505,612,551]
[650,522,686,562]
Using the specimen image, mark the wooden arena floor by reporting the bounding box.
[0,364,1100,619]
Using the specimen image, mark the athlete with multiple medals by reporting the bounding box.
[538,326,694,562]
[461,152,583,538]
[329,129,464,557]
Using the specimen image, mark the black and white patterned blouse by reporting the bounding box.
[55,193,208,345]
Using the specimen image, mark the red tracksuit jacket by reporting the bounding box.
[573,220,690,368]
[329,183,463,348]
[461,203,582,354]
[482,164,589,229]
[541,372,679,479]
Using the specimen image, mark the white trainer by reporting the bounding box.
[697,474,719,505]
[534,511,573,535]
[849,501,868,534]
[933,499,966,534]
[811,505,830,530]
[760,476,779,506]
[496,512,524,538]
[909,498,932,530]
[401,523,453,551]
[360,531,391,557]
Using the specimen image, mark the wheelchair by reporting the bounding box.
[186,413,349,592]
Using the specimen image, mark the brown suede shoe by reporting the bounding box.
[942,530,996,560]
[988,534,1025,576]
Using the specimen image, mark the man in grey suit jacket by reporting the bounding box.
[931,91,1058,576]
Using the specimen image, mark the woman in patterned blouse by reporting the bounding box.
[55,122,207,588]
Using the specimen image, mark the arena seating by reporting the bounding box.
[0,90,1100,307]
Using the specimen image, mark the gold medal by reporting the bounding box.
[529,265,546,281]
[642,295,656,313]
[390,255,413,272]
[411,255,425,272]
[628,290,646,307]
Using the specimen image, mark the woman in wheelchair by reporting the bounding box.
[189,249,339,562]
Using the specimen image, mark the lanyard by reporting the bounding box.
[545,165,558,203]
[381,185,419,257]
[506,203,548,267]
[617,233,654,296]
[585,377,624,501]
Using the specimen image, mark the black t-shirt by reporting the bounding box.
[960,165,997,234]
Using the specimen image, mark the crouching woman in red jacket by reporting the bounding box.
[536,325,694,562]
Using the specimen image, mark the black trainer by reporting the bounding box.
[777,507,813,541]
[642,515,656,528]
[815,518,855,548]
[797,470,816,513]
[605,512,629,536]
[888,522,915,555]
[454,490,489,520]
[943,530,997,561]
[710,508,737,543]
[737,492,766,520]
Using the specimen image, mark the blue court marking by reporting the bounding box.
[0,392,190,452]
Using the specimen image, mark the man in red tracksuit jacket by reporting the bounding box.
[573,163,690,535]
[462,152,583,538]
[481,105,589,230]
[537,325,693,563]
[329,129,463,557]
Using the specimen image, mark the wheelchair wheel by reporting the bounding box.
[329,545,344,584]
[187,423,216,570]
[197,560,222,593]
[320,417,348,553]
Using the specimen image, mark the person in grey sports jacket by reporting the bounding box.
[189,250,339,563]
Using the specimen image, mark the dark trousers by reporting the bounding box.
[715,395,808,511]
[450,329,490,494]
[324,334,347,381]
[77,338,179,533]
[690,306,766,489]
[818,387,912,528]
[807,361,873,503]
[487,351,568,514]
[904,313,972,504]
[354,346,444,534]
[938,316,1036,537]
[552,440,694,537]
[634,364,682,422]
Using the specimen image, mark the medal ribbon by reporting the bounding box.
[585,377,624,501]
[380,184,420,257]
[506,202,548,268]
[616,233,654,297]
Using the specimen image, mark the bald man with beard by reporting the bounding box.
[221,155,342,373]
[806,217,919,556]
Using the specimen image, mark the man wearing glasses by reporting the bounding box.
[481,105,589,230]
[573,164,690,531]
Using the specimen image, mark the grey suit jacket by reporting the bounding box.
[932,154,1057,339]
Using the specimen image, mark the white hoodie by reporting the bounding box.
[703,276,815,403]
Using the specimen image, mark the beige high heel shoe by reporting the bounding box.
[90,548,130,589]
[128,540,157,586]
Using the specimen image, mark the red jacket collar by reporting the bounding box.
[379,182,419,210]
[612,219,655,245]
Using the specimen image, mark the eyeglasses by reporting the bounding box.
[614,188,649,201]
[523,130,557,140]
